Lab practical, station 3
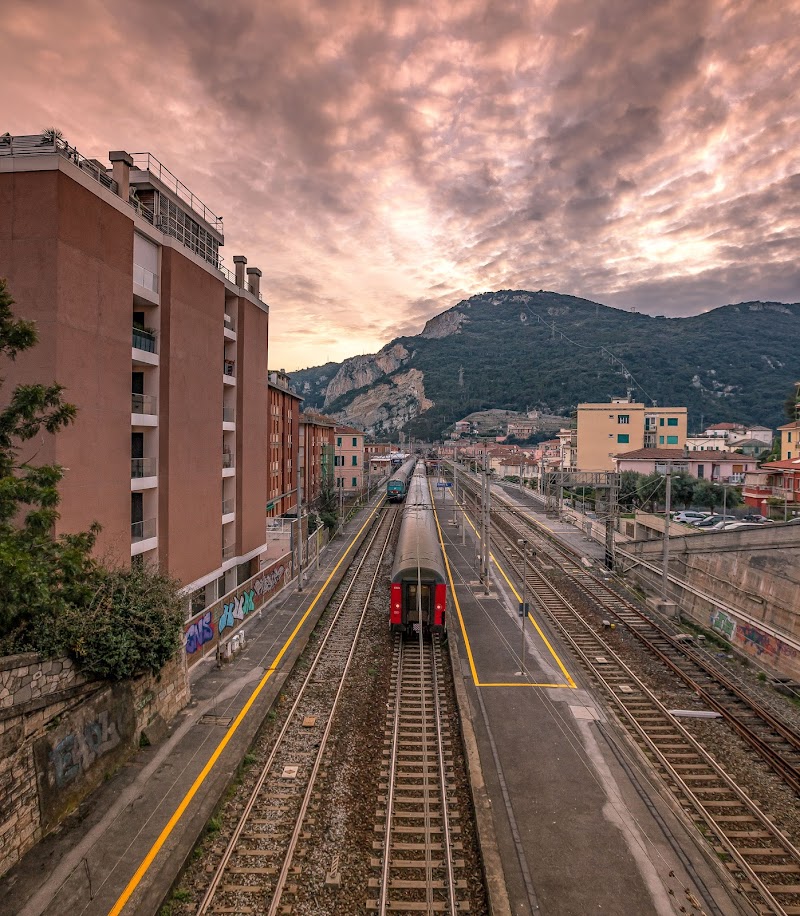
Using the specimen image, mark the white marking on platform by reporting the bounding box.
[570,705,599,721]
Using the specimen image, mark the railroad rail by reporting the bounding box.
[451,467,800,915]
[196,504,397,915]
[369,632,468,913]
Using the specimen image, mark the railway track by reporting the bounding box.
[451,467,800,915]
[195,504,397,916]
[369,632,468,913]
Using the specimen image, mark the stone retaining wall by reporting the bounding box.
[0,652,188,877]
[617,521,800,682]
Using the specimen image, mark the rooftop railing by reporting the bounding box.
[131,152,223,230]
[0,134,119,195]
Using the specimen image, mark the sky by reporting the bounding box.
[3,0,799,371]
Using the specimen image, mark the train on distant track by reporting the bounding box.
[386,458,416,502]
[390,463,447,636]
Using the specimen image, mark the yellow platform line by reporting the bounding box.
[108,500,385,916]
[434,490,575,689]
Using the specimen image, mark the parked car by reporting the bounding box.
[672,510,711,524]
[693,514,737,528]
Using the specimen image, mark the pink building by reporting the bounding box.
[612,448,757,482]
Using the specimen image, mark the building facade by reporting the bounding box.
[300,411,336,509]
[612,448,756,482]
[576,398,688,471]
[0,134,272,615]
[334,425,365,494]
[267,370,302,519]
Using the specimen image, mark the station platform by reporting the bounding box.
[432,481,749,916]
[0,499,385,916]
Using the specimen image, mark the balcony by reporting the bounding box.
[222,451,235,471]
[223,406,236,424]
[131,457,157,478]
[132,392,157,415]
[222,498,235,520]
[133,263,159,294]
[224,313,236,339]
[222,544,236,561]
[131,518,156,542]
[223,359,236,384]
[132,327,157,353]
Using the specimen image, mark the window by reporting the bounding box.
[352,437,357,447]
[352,455,358,466]
[617,414,630,424]
[352,477,357,487]
[337,437,342,447]
[617,434,629,444]
[697,464,705,478]
[667,435,678,445]
[659,418,665,427]
[667,417,678,427]
[659,435,664,444]
[789,432,793,442]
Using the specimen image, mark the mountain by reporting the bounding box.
[290,290,800,440]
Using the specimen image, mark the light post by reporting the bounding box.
[297,461,304,593]
[517,538,530,677]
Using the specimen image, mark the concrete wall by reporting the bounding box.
[0,169,133,563]
[0,652,188,877]
[617,521,800,681]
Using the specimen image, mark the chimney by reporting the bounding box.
[233,255,247,288]
[108,150,133,202]
[246,266,262,297]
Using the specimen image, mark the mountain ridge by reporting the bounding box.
[290,290,799,439]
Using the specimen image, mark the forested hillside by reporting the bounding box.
[291,291,799,439]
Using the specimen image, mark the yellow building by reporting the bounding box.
[778,420,800,461]
[576,398,688,471]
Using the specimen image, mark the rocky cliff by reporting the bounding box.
[323,343,410,406]
[333,368,433,436]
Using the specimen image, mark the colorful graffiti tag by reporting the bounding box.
[185,612,214,655]
[710,609,736,641]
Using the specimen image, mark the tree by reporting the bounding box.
[0,277,99,636]
[671,472,696,509]
[692,480,723,512]
[783,383,800,422]
[618,470,645,510]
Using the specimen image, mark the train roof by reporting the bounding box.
[387,457,416,486]
[391,470,447,584]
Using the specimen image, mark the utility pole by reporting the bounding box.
[517,538,529,677]
[661,466,672,603]
[481,450,491,594]
[605,473,618,570]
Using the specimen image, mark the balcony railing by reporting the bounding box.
[133,263,159,293]
[131,518,156,542]
[131,392,157,415]
[131,153,223,230]
[222,452,234,469]
[132,327,157,353]
[224,359,236,377]
[131,458,157,479]
[222,544,236,561]
[224,312,236,331]
[223,406,236,423]
[222,498,235,515]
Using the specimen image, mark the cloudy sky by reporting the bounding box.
[4,0,799,370]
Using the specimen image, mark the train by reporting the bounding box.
[386,458,416,502]
[390,463,447,636]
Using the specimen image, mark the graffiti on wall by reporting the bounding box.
[48,710,120,788]
[710,610,736,641]
[185,611,215,655]
[183,560,289,663]
[736,622,798,661]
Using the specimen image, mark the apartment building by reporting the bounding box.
[0,134,270,613]
[576,398,687,471]
[267,370,302,519]
[334,425,365,494]
[300,411,336,509]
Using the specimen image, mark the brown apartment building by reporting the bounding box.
[300,411,336,509]
[0,134,271,614]
[267,370,302,519]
